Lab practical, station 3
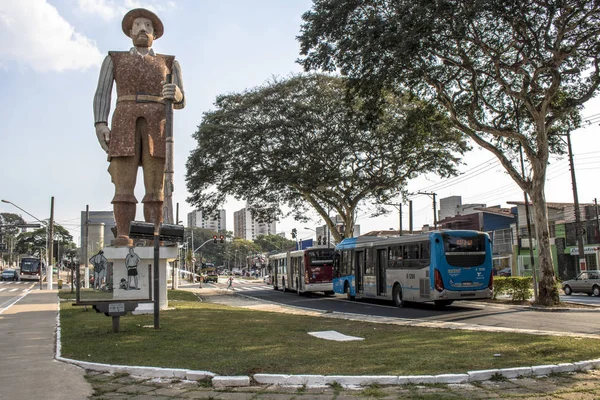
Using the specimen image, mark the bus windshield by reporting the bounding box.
[442,234,487,267]
[21,259,40,272]
[306,249,335,265]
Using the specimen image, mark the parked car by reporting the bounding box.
[263,275,271,284]
[562,271,600,296]
[497,267,512,277]
[1,269,19,281]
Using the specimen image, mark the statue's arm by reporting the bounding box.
[93,55,114,153]
[163,59,185,109]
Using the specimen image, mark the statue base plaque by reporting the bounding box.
[103,246,178,310]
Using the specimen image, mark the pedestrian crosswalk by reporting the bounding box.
[0,281,35,293]
[214,279,272,292]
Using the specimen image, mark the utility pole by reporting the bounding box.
[409,200,413,234]
[84,206,89,289]
[172,203,180,290]
[384,202,403,235]
[190,228,194,282]
[417,192,437,229]
[513,102,538,300]
[47,197,54,290]
[595,198,600,243]
[519,146,538,301]
[566,130,586,272]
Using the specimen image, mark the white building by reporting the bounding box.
[187,209,227,232]
[80,210,116,250]
[438,196,487,221]
[233,207,277,240]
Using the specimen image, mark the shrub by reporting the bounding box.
[493,276,533,301]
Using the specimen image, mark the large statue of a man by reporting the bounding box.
[93,8,185,246]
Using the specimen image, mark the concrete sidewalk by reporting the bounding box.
[0,290,92,400]
[3,286,600,400]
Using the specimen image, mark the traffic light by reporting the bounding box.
[219,235,225,243]
[317,236,322,245]
[291,228,297,239]
[213,235,217,243]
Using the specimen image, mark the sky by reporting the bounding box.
[1,0,599,246]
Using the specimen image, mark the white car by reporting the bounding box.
[263,275,271,284]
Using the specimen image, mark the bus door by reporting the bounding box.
[290,256,297,290]
[362,248,376,297]
[355,250,364,293]
[376,248,387,296]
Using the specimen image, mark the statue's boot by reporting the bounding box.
[143,201,164,244]
[113,202,136,246]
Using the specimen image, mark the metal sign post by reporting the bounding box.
[128,222,184,329]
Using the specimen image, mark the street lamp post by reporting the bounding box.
[2,198,53,290]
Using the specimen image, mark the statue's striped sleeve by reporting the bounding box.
[93,55,114,125]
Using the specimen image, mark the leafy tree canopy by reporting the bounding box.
[0,213,26,237]
[14,224,74,255]
[298,0,600,305]
[184,227,232,267]
[186,74,469,241]
[254,234,296,253]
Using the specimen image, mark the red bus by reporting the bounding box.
[270,247,336,295]
[20,257,45,281]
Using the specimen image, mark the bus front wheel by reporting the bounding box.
[393,284,404,308]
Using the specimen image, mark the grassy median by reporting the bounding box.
[59,290,600,376]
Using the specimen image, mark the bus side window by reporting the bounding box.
[421,242,431,263]
[333,252,341,278]
[388,245,403,268]
[365,248,374,275]
[405,244,420,268]
[341,250,349,276]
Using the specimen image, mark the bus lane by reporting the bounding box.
[244,285,600,338]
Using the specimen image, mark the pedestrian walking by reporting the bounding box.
[227,276,234,290]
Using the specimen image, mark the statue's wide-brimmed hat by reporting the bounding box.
[122,8,164,39]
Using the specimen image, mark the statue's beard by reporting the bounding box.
[133,32,153,48]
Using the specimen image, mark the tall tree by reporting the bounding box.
[254,234,296,253]
[183,227,232,267]
[298,0,600,305]
[14,224,74,257]
[186,74,468,242]
[1,213,26,265]
[0,213,26,236]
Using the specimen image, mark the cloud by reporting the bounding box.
[76,0,177,22]
[0,0,103,72]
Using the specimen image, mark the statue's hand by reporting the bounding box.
[162,81,183,103]
[95,123,110,153]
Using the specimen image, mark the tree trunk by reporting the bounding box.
[530,182,560,306]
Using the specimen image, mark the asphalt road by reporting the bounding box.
[197,279,600,337]
[0,281,35,314]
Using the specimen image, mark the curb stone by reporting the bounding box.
[54,296,600,389]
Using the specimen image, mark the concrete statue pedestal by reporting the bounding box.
[103,246,177,310]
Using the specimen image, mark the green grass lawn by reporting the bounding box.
[59,290,600,376]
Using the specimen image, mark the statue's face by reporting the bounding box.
[130,17,154,48]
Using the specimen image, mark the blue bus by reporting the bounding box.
[333,230,494,307]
